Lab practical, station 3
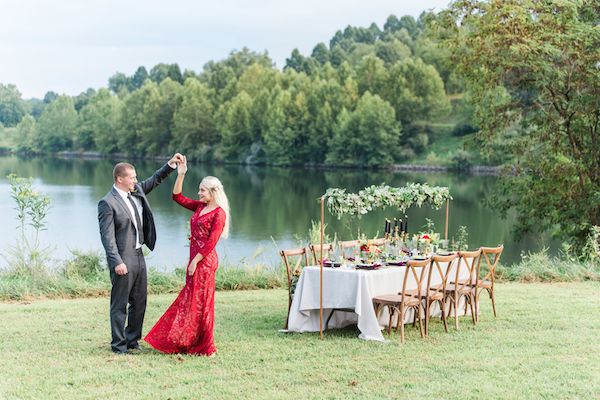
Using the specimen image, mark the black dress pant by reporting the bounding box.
[109,248,147,353]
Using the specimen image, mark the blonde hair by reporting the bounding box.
[200,176,230,239]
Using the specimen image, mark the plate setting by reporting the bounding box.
[323,260,342,268]
[386,260,407,266]
[355,263,382,270]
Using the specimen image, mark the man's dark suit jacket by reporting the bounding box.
[98,163,174,270]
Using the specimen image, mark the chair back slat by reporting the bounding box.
[456,249,482,292]
[339,240,360,261]
[280,247,309,293]
[402,258,431,303]
[479,245,504,283]
[309,243,333,265]
[428,253,458,294]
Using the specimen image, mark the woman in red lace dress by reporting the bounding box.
[145,156,230,356]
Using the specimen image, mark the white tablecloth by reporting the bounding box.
[287,263,471,341]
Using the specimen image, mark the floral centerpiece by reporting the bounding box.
[408,219,442,255]
[358,236,382,263]
[415,232,440,256]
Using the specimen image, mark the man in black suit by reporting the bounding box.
[98,154,183,354]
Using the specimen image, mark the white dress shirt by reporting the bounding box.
[114,185,143,249]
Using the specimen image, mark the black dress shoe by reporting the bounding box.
[112,349,128,355]
[127,345,146,354]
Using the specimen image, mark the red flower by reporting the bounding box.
[422,234,431,240]
[360,244,369,252]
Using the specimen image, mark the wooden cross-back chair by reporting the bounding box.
[280,247,309,329]
[476,245,504,321]
[421,253,458,336]
[446,249,481,329]
[338,240,360,261]
[372,257,431,343]
[309,243,333,265]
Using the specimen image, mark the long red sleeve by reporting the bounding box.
[172,192,202,212]
[197,208,226,258]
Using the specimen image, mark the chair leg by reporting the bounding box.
[454,296,459,330]
[325,309,336,330]
[417,305,425,338]
[490,288,497,317]
[284,304,291,330]
[425,301,431,336]
[441,299,449,333]
[399,306,405,343]
[468,294,476,325]
[440,300,445,321]
[474,289,480,323]
[387,306,394,336]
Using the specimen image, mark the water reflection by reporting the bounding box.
[0,155,558,269]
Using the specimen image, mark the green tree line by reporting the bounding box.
[1,2,597,255]
[1,13,465,168]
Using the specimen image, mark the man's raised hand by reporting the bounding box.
[168,153,185,168]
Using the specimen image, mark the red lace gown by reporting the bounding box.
[144,192,225,355]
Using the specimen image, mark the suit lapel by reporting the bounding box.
[111,188,134,223]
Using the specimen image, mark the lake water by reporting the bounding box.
[0,155,558,270]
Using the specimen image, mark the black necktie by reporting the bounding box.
[127,193,144,245]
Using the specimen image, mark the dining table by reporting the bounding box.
[286,261,474,341]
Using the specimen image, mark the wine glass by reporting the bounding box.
[439,239,449,252]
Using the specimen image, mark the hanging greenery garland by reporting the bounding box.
[322,183,452,219]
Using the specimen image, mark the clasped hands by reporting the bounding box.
[167,153,186,169]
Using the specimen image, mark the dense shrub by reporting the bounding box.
[451,122,478,137]
[449,149,472,172]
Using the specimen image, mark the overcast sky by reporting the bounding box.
[1,0,450,99]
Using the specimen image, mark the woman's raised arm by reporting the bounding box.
[173,155,187,195]
[171,156,201,211]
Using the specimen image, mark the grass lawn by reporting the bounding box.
[1,283,599,399]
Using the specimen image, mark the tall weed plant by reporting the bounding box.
[3,174,53,284]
